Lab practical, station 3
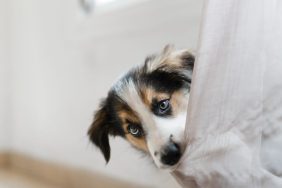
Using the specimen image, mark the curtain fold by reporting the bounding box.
[173,0,282,187]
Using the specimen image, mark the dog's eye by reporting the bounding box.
[151,98,172,116]
[158,99,170,114]
[127,124,143,137]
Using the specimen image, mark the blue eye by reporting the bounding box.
[151,98,172,116]
[127,124,143,137]
[159,100,169,110]
[158,99,170,113]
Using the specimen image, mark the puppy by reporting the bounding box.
[88,45,194,169]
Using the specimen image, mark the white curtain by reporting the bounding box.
[173,0,282,187]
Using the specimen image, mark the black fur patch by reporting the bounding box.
[144,70,188,94]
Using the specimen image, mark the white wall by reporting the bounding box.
[0,0,10,150]
[7,0,203,187]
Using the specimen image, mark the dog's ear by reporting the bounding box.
[145,45,195,77]
[176,48,195,81]
[144,45,195,88]
[88,100,112,163]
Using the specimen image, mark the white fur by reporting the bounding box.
[148,112,187,169]
[115,79,188,169]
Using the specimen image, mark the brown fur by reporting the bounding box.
[115,87,186,151]
[118,110,148,152]
[88,45,194,163]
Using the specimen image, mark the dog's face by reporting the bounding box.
[88,46,194,169]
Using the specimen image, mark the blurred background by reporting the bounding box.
[0,0,203,187]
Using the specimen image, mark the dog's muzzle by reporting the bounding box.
[160,142,181,166]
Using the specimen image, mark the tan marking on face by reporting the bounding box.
[169,89,188,115]
[125,133,148,152]
[116,86,187,154]
[140,87,188,117]
[118,110,139,124]
[139,86,151,107]
[117,109,149,152]
[141,87,170,107]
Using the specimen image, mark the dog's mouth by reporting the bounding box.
[157,158,182,171]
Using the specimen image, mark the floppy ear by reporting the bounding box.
[88,101,112,163]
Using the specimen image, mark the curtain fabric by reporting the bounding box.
[173,0,282,187]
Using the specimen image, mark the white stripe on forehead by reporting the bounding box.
[113,78,156,131]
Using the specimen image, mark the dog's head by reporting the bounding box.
[88,45,194,169]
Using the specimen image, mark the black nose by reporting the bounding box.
[160,143,181,166]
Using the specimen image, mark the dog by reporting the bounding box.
[88,45,194,170]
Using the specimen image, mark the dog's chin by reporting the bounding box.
[153,157,182,172]
[157,163,180,172]
[151,149,184,172]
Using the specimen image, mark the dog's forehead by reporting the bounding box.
[112,78,141,113]
[109,47,191,129]
[112,77,155,129]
